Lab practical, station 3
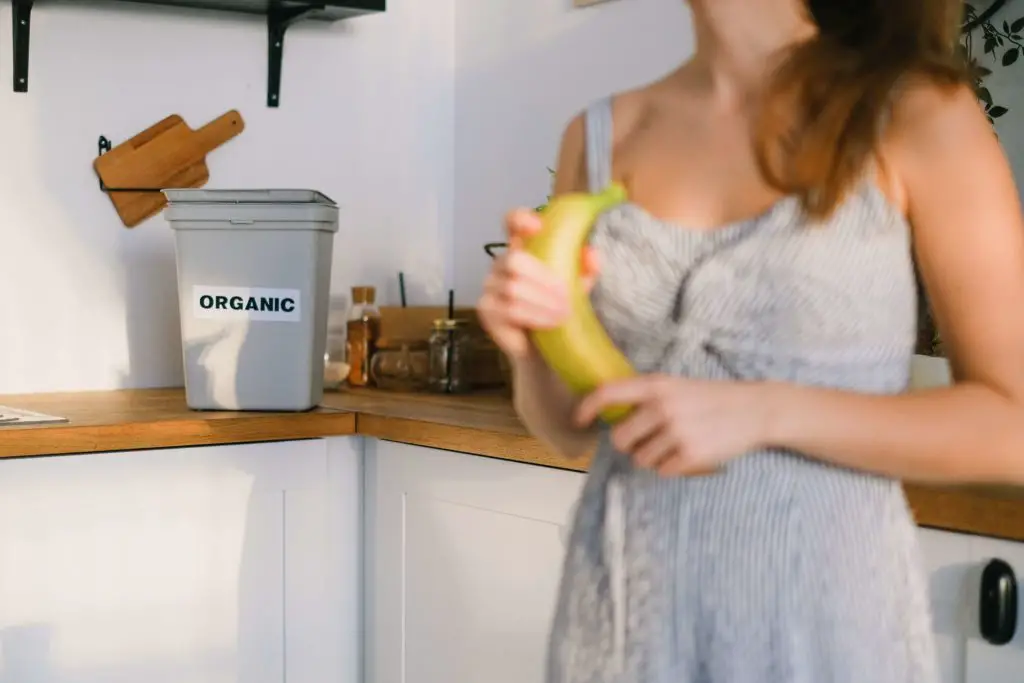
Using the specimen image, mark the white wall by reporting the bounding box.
[9,0,1015,395]
[452,0,693,304]
[0,0,454,394]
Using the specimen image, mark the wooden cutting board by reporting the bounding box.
[94,110,245,228]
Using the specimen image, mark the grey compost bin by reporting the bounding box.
[164,189,339,412]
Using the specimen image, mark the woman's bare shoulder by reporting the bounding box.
[885,77,988,168]
[877,77,989,213]
[554,84,661,194]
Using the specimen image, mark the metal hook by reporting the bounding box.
[484,242,508,259]
[95,135,165,194]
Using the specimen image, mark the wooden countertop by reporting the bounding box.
[2,387,1023,543]
[0,388,355,457]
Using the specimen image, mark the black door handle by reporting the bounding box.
[980,558,1017,646]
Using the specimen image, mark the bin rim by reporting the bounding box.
[162,188,338,207]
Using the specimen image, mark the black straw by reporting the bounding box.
[445,289,455,392]
[398,272,407,307]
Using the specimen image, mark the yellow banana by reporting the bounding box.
[524,182,637,424]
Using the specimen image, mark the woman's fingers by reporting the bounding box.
[481,250,570,329]
[581,245,601,276]
[506,208,602,291]
[580,245,601,292]
[632,432,679,472]
[610,403,665,455]
[481,275,565,329]
[482,207,603,358]
[497,250,565,291]
[502,251,568,303]
[505,208,543,245]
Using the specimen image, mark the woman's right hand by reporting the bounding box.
[477,208,601,361]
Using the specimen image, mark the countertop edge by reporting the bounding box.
[2,388,1022,543]
[361,415,1024,544]
[0,411,357,459]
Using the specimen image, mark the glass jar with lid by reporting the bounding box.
[427,318,473,394]
[371,338,429,391]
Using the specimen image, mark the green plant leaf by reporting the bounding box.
[978,86,994,106]
[1013,17,1024,33]
[986,36,998,53]
[990,105,1009,118]
[1004,48,1020,66]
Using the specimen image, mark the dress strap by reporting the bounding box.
[584,96,614,193]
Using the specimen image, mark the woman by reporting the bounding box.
[478,0,1024,681]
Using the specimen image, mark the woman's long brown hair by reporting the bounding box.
[756,0,971,219]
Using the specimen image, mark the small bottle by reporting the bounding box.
[345,286,381,387]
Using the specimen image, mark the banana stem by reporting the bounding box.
[594,183,628,213]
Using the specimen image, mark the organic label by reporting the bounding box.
[192,286,301,322]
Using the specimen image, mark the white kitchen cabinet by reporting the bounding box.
[0,437,362,683]
[918,528,974,683]
[965,536,1024,681]
[363,438,1024,683]
[363,439,586,683]
[919,527,1024,683]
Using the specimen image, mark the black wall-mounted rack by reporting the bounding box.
[8,0,386,107]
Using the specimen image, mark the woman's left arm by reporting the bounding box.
[764,83,1024,484]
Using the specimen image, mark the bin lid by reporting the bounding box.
[162,189,337,206]
[164,188,340,232]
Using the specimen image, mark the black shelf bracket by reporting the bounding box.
[267,6,314,108]
[12,0,33,93]
[8,1,384,101]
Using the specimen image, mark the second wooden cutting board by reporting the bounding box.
[94,109,245,228]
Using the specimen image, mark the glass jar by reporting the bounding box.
[345,286,381,387]
[427,318,473,394]
[323,328,349,391]
[323,294,351,391]
[371,338,429,391]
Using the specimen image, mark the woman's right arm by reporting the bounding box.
[480,114,599,460]
[511,345,598,461]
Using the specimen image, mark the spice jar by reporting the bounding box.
[427,318,473,394]
[345,286,381,387]
[370,338,429,391]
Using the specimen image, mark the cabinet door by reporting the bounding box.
[0,437,361,683]
[918,528,974,683]
[364,439,585,683]
[965,536,1024,682]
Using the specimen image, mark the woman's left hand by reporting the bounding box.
[574,375,774,476]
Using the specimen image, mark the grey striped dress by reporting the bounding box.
[545,97,937,682]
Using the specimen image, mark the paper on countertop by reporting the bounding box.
[0,405,68,426]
